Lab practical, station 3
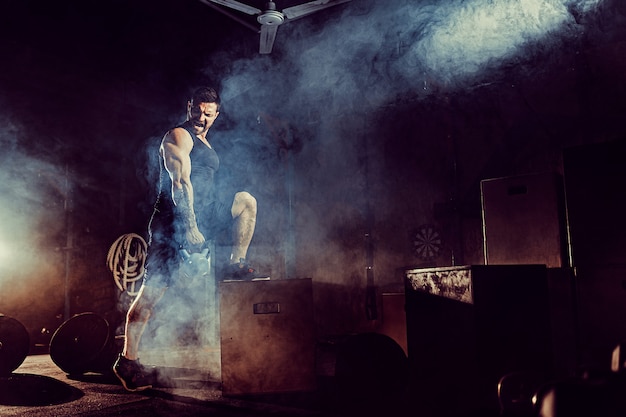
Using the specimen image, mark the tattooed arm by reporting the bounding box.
[160,127,205,249]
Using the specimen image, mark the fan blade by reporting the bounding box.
[282,0,352,20]
[204,0,261,15]
[199,0,260,33]
[259,24,279,54]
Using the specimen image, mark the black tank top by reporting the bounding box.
[189,128,220,206]
[153,125,220,219]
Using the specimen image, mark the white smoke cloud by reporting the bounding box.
[142,0,613,360]
[0,109,69,348]
[412,0,574,76]
[203,0,609,247]
[214,0,606,118]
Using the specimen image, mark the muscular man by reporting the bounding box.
[113,87,260,391]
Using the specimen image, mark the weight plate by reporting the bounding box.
[49,313,110,375]
[0,315,30,376]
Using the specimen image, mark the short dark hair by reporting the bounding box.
[191,87,221,110]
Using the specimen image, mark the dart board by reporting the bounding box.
[412,224,443,261]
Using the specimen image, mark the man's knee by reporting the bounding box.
[233,191,257,217]
[127,302,152,324]
[127,285,165,324]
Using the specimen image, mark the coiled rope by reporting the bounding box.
[106,233,147,296]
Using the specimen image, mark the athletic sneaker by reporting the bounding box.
[113,354,154,392]
[223,259,269,281]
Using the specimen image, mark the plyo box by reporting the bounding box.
[219,278,315,395]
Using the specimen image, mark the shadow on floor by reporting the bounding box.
[0,374,84,406]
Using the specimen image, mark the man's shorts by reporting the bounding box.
[142,196,234,288]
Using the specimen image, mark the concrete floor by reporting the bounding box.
[0,355,509,417]
[0,333,510,417]
[0,352,334,417]
[0,288,421,417]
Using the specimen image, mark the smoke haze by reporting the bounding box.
[0,0,623,380]
[215,0,606,119]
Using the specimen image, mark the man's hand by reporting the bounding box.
[185,226,205,250]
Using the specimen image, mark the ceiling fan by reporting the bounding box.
[199,0,352,54]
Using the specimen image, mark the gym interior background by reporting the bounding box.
[1,0,626,415]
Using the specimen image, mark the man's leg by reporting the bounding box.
[114,283,166,391]
[229,191,257,263]
[122,284,167,360]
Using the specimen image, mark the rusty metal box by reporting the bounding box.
[404,264,554,415]
[219,278,315,395]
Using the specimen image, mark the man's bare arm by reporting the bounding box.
[161,128,205,248]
